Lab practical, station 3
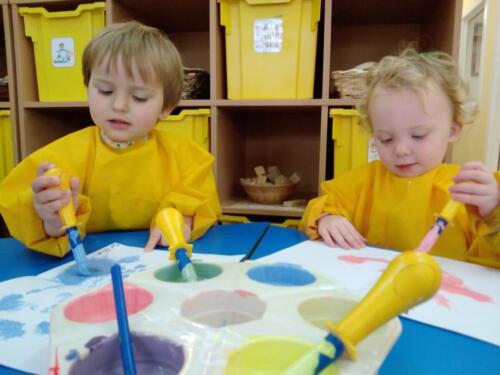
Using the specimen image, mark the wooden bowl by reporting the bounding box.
[240,181,298,204]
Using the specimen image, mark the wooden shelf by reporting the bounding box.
[222,199,304,218]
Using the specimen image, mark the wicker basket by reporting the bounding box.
[240,181,298,204]
[331,62,375,99]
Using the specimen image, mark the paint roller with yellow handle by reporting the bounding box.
[155,208,198,282]
[44,167,90,276]
[284,250,442,374]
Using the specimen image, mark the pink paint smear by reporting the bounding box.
[338,254,494,309]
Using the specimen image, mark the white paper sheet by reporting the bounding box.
[0,243,239,374]
[259,240,500,346]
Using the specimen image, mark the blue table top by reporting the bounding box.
[0,224,498,374]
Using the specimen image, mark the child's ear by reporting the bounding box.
[449,122,462,142]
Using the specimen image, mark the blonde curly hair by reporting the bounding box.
[358,49,476,132]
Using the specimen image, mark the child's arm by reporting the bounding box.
[32,162,81,237]
[449,161,499,218]
[318,214,366,249]
[144,215,193,252]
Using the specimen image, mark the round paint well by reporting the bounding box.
[154,262,222,283]
[64,283,153,323]
[68,332,185,374]
[298,297,356,330]
[225,336,339,375]
[181,290,266,328]
[246,263,316,286]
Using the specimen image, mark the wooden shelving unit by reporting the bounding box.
[0,0,19,164]
[5,0,462,219]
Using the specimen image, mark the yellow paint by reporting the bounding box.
[225,336,338,374]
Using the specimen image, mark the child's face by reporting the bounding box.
[368,82,461,177]
[87,57,170,143]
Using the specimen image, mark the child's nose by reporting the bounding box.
[394,141,411,156]
[112,93,128,112]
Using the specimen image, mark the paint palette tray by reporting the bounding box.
[49,261,401,374]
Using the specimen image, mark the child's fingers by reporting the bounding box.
[328,226,351,249]
[318,226,336,247]
[460,161,488,172]
[453,169,494,185]
[339,220,366,248]
[31,175,60,193]
[70,177,81,208]
[36,162,55,177]
[144,228,162,252]
[33,188,69,206]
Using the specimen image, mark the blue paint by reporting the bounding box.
[0,319,25,339]
[66,349,79,361]
[246,263,316,286]
[0,294,24,311]
[27,284,65,295]
[55,258,114,285]
[35,321,50,335]
[120,256,140,263]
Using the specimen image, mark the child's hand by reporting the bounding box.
[144,216,193,252]
[449,161,500,218]
[317,214,366,249]
[31,162,81,237]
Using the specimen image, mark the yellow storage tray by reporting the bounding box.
[330,108,378,177]
[19,2,105,102]
[219,0,321,99]
[156,109,210,151]
[0,110,13,181]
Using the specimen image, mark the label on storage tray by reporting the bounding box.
[254,17,283,53]
[52,37,75,67]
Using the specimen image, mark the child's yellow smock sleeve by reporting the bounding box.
[466,172,500,268]
[0,129,94,257]
[299,164,371,239]
[155,132,221,240]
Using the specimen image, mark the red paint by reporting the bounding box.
[338,255,389,265]
[440,272,493,303]
[49,348,59,375]
[64,283,154,323]
[336,254,494,307]
[235,289,256,297]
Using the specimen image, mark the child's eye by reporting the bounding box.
[132,96,148,103]
[380,138,392,144]
[98,88,112,96]
[412,135,426,140]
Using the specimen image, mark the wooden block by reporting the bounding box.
[289,173,301,184]
[267,166,281,182]
[254,165,266,176]
[274,175,290,185]
[256,175,267,185]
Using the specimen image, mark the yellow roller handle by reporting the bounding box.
[44,167,77,229]
[155,208,193,261]
[326,251,442,359]
[439,200,461,223]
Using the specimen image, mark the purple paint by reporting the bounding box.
[247,263,316,286]
[68,332,185,374]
